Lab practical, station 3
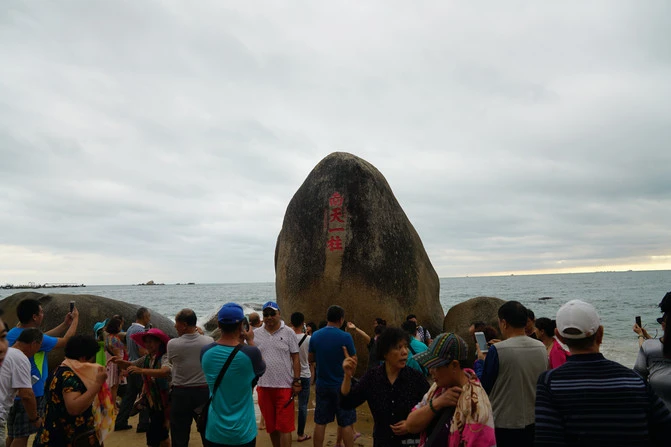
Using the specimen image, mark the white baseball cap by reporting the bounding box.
[556,300,601,339]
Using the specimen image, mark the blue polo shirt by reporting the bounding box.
[201,343,266,445]
[7,327,58,397]
[308,326,356,388]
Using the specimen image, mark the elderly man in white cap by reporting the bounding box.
[535,299,671,446]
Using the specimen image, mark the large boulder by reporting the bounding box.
[443,296,504,365]
[0,292,178,368]
[275,152,443,373]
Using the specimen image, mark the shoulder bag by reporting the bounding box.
[196,344,241,434]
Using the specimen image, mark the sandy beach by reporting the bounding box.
[25,384,376,446]
[102,404,376,447]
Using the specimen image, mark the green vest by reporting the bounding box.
[96,341,107,366]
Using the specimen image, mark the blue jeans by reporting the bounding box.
[297,378,311,436]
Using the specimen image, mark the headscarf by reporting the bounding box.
[448,369,496,447]
[414,369,496,447]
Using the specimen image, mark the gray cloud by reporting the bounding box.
[1,1,670,284]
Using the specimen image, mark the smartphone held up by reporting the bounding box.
[475,331,489,353]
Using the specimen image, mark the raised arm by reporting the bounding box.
[51,307,80,349]
[347,322,371,344]
[405,387,461,434]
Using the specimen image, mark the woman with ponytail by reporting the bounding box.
[633,291,671,410]
[534,318,570,369]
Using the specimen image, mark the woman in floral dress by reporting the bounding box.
[36,336,110,447]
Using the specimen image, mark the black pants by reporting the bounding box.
[170,386,210,447]
[495,424,535,447]
[117,373,149,429]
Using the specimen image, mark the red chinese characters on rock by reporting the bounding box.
[327,236,343,251]
[330,207,345,223]
[326,192,346,252]
[329,192,344,208]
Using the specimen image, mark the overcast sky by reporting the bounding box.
[1,1,670,285]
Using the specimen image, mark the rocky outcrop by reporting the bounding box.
[0,292,178,366]
[443,296,505,365]
[275,152,443,373]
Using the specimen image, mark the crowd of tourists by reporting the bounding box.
[0,292,670,447]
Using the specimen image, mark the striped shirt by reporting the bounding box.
[535,353,671,446]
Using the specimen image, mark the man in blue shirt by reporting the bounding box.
[309,305,357,447]
[201,303,266,447]
[6,298,79,447]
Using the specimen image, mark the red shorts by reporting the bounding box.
[257,387,295,433]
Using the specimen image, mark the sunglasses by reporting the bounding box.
[263,309,277,317]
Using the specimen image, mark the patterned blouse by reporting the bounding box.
[105,333,126,358]
[35,365,96,447]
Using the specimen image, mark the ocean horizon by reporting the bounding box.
[2,269,669,368]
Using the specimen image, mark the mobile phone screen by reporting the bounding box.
[475,331,488,353]
[635,316,642,327]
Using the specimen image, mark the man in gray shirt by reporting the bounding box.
[116,307,151,432]
[476,301,547,447]
[167,309,214,447]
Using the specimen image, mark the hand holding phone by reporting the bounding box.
[475,331,488,353]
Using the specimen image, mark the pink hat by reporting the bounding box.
[130,328,170,348]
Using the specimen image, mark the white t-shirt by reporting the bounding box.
[0,348,33,420]
[295,332,311,379]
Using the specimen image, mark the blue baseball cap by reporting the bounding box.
[218,303,245,324]
[263,301,280,312]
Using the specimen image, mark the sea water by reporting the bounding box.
[2,270,669,367]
